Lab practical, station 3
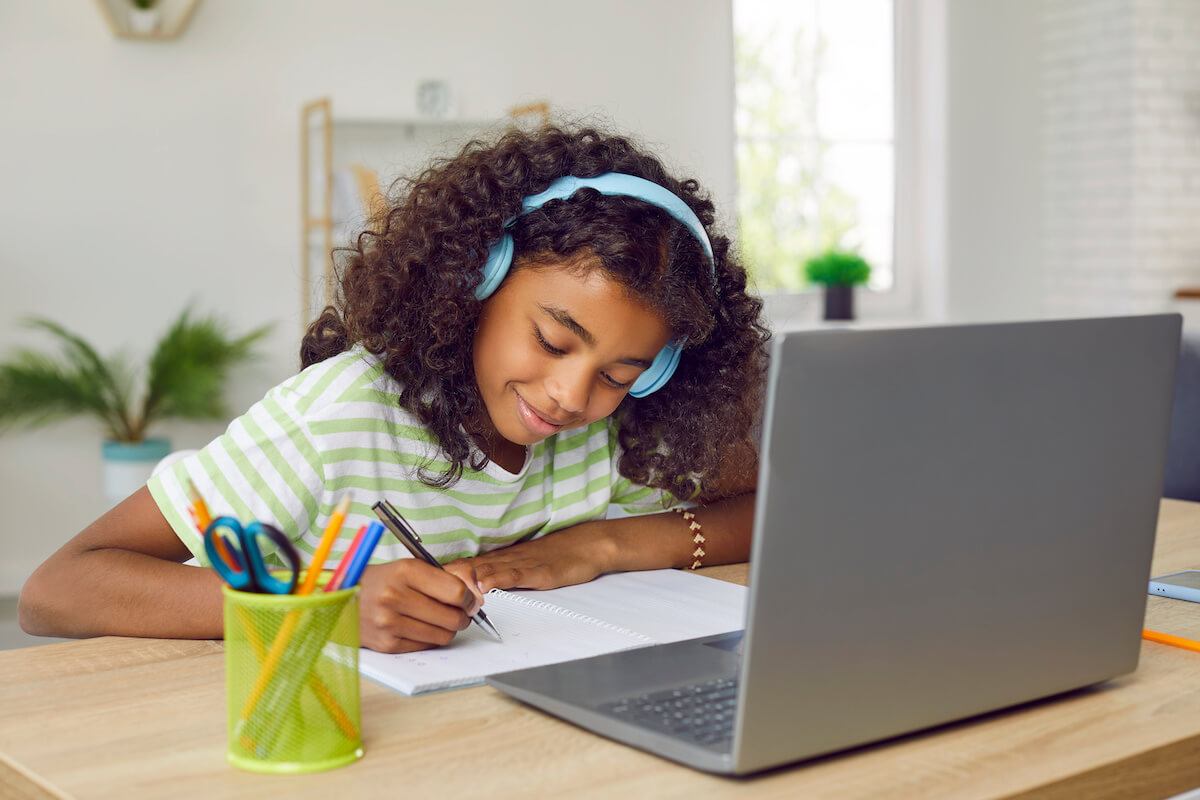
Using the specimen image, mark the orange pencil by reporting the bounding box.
[1142,628,1200,654]
[187,479,233,565]
[185,479,213,529]
[298,493,353,595]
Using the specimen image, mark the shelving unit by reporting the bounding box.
[299,98,549,324]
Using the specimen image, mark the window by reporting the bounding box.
[734,0,939,321]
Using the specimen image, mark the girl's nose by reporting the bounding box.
[545,366,590,415]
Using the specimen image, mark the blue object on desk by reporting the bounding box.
[204,516,301,595]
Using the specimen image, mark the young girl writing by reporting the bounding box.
[19,124,770,654]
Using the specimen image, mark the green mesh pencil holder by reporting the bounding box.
[223,584,362,773]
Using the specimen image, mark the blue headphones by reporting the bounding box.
[476,173,714,397]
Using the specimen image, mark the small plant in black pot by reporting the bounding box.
[804,250,872,321]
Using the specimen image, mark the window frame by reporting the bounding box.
[744,0,948,330]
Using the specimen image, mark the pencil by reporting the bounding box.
[185,478,213,529]
[339,521,386,590]
[298,493,353,595]
[186,479,233,566]
[325,524,369,593]
[1142,628,1200,654]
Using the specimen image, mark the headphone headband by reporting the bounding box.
[476,173,713,397]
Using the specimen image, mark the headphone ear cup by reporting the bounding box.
[629,342,682,398]
[477,234,515,300]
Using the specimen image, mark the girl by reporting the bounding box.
[19,124,770,654]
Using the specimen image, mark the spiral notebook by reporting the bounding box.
[358,569,748,695]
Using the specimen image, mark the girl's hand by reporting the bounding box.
[355,559,485,653]
[460,523,614,593]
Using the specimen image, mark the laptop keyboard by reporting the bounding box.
[596,676,739,748]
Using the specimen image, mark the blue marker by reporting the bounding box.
[339,521,385,589]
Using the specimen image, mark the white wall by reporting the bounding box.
[0,1,734,594]
[945,0,1046,323]
[945,0,1200,324]
[1043,0,1200,317]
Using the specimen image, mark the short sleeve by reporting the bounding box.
[147,383,322,567]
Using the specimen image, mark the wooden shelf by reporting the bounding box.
[299,97,550,324]
[94,0,201,40]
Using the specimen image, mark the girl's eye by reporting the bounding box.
[603,373,633,390]
[534,324,631,390]
[534,326,566,356]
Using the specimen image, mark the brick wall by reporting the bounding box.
[1043,0,1200,316]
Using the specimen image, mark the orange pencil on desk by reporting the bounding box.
[1142,628,1200,654]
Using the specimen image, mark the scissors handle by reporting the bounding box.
[204,516,300,595]
[246,522,301,594]
[205,516,253,591]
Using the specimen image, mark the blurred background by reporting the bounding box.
[2,0,1199,598]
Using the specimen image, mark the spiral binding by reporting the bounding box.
[488,589,656,645]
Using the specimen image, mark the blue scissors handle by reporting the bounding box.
[204,516,301,595]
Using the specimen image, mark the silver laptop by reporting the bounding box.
[487,314,1181,774]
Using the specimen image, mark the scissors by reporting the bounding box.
[203,516,301,595]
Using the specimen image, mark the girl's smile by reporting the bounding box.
[471,261,672,471]
[514,390,570,436]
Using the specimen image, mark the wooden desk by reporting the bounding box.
[5,501,1200,799]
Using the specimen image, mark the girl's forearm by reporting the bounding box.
[19,545,225,640]
[595,492,756,573]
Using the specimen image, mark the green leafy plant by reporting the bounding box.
[803,250,872,287]
[0,308,271,443]
[130,0,158,10]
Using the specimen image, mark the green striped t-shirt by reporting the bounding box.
[148,347,672,570]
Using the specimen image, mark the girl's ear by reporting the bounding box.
[628,342,683,398]
[477,235,515,300]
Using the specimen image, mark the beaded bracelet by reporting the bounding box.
[673,506,706,570]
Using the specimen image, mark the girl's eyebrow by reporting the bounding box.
[537,303,654,369]
[539,303,594,345]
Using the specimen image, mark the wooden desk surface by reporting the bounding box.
[5,501,1200,799]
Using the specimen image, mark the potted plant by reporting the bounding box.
[0,307,271,505]
[804,250,872,321]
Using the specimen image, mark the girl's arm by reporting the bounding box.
[18,486,227,639]
[465,489,756,593]
[19,486,485,653]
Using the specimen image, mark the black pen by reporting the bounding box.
[372,500,503,642]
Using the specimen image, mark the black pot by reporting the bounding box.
[823,285,854,320]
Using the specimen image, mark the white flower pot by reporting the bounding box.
[102,438,172,507]
[129,7,161,34]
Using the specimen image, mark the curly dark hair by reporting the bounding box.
[301,123,770,502]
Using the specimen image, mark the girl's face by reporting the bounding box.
[471,262,671,457]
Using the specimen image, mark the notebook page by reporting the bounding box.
[505,569,747,643]
[358,589,653,695]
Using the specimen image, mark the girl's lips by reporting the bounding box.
[515,392,565,437]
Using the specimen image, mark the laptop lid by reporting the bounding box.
[733,314,1180,772]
